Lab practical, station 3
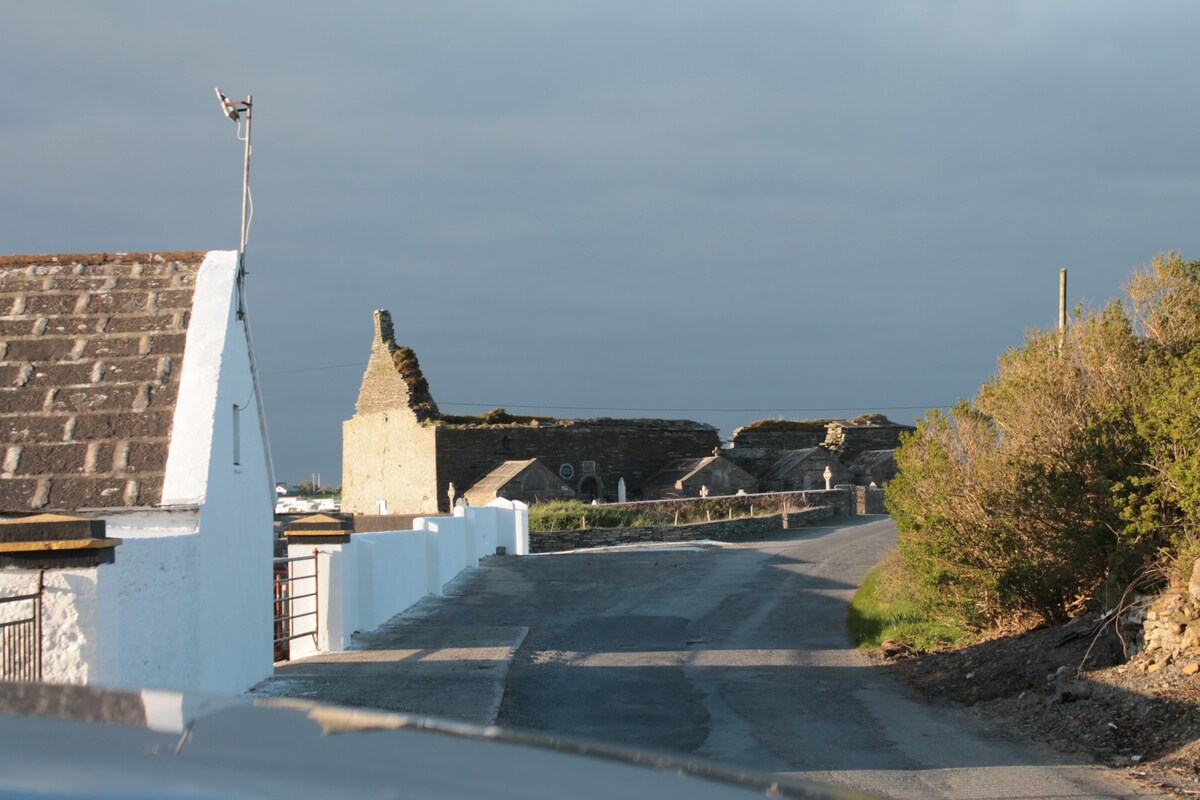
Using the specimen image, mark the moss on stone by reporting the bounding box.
[390,347,439,421]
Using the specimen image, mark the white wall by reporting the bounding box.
[287,502,527,658]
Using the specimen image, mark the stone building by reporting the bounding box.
[821,414,914,460]
[342,311,721,514]
[641,454,758,500]
[758,447,854,492]
[724,414,913,492]
[461,459,574,507]
[722,420,828,477]
[845,449,899,487]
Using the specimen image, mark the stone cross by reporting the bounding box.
[447,482,456,509]
[823,466,832,491]
[700,485,709,498]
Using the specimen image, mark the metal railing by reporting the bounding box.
[0,572,42,682]
[273,551,318,661]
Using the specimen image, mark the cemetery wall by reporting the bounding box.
[530,504,839,553]
[435,420,720,512]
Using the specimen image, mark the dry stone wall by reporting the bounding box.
[530,504,838,553]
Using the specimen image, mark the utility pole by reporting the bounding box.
[1057,267,1069,355]
[1059,268,1068,332]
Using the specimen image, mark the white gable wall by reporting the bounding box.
[181,251,274,692]
[97,251,272,694]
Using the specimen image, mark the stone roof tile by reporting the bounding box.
[0,252,205,512]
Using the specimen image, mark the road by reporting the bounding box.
[257,517,1159,799]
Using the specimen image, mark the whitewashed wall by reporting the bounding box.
[287,500,528,659]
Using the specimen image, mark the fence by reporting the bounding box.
[273,551,318,661]
[0,572,42,682]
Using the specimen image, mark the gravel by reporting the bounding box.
[876,612,1200,797]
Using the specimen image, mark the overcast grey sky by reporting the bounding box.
[5,2,1200,484]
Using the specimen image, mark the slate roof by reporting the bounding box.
[759,447,833,481]
[465,459,540,498]
[0,252,204,512]
[845,449,897,470]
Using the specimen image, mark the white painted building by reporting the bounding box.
[0,251,275,694]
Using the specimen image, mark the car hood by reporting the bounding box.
[0,682,879,799]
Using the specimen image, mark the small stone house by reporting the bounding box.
[822,415,914,460]
[845,449,898,486]
[641,454,758,500]
[0,251,274,693]
[758,447,853,492]
[463,459,574,506]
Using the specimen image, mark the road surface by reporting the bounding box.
[257,517,1159,799]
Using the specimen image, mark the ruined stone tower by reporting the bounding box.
[341,310,442,514]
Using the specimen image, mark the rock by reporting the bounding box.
[1184,662,1200,676]
[1148,659,1168,674]
[1189,560,1200,603]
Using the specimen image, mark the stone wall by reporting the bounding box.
[434,419,720,512]
[824,422,914,460]
[342,409,438,514]
[724,424,827,476]
[530,504,838,553]
[1129,562,1200,668]
[856,485,886,514]
[614,488,853,520]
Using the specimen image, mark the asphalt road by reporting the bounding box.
[256,517,1161,800]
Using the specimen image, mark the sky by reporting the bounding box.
[5,2,1200,485]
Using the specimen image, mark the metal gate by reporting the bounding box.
[0,572,42,682]
[273,551,317,661]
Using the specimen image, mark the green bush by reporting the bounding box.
[887,254,1200,630]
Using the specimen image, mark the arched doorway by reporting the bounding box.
[578,475,603,502]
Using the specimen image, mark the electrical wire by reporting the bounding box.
[258,361,950,414]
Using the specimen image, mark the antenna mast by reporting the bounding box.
[214,87,253,320]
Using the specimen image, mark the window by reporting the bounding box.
[232,403,241,466]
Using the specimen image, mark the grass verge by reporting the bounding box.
[847,549,973,652]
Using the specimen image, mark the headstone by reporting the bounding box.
[823,466,833,491]
[700,485,709,498]
[447,482,457,509]
[617,477,627,504]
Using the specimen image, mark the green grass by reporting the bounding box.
[527,501,661,532]
[847,549,973,653]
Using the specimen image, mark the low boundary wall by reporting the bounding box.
[286,499,528,659]
[531,486,873,553]
[532,504,838,553]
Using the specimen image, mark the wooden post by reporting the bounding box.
[1059,268,1068,332]
[1058,267,1068,353]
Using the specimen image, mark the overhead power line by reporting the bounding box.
[436,402,947,413]
[259,360,950,415]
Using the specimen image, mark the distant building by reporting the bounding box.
[341,310,721,514]
[641,455,758,499]
[758,447,853,492]
[462,458,574,507]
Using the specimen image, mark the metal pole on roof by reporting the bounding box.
[239,96,253,265]
[214,87,253,320]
